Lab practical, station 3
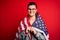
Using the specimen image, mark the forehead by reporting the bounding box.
[28,5,36,9]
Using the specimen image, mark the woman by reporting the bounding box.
[15,2,49,40]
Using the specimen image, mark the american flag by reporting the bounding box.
[15,13,49,40]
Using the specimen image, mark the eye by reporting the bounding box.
[28,8,31,10]
[32,8,36,10]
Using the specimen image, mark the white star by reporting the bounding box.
[41,20,42,21]
[39,24,41,26]
[40,17,41,19]
[35,21,37,24]
[39,15,40,16]
[36,25,38,27]
[42,27,44,28]
[38,18,40,20]
[40,27,42,29]
[42,24,44,26]
[38,21,40,23]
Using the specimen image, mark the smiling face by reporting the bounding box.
[28,5,37,17]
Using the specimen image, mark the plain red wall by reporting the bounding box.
[0,0,60,40]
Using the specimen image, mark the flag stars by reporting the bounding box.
[42,24,44,26]
[39,24,41,26]
[38,21,41,23]
[35,21,37,24]
[42,27,44,29]
[40,17,41,19]
[36,25,38,27]
[37,18,40,20]
[39,15,40,16]
[40,20,43,22]
[40,27,42,29]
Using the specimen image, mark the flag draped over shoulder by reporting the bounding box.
[15,13,49,40]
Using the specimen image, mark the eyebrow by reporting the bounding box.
[28,7,36,9]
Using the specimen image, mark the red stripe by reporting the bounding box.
[19,21,24,33]
[21,17,33,40]
[30,33,32,40]
[27,17,32,40]
[19,25,22,33]
[23,19,27,34]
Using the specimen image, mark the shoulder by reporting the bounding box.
[19,16,28,26]
[20,16,27,23]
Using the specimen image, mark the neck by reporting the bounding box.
[29,15,36,21]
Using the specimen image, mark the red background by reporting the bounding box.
[0,0,60,40]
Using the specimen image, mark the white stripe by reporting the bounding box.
[32,27,49,40]
[20,21,25,30]
[47,34,49,40]
[24,17,28,27]
[16,32,18,38]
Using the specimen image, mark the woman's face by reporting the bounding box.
[28,5,37,17]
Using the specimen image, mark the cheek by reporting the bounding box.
[28,10,30,13]
[33,10,37,13]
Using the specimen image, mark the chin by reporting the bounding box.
[28,13,35,17]
[29,14,34,17]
